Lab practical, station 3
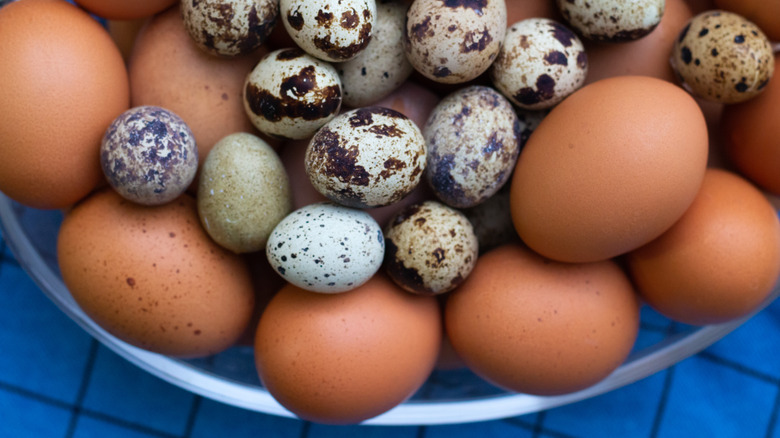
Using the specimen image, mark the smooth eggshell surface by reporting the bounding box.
[57,189,256,358]
[74,0,177,19]
[627,169,780,326]
[254,273,441,424]
[510,76,709,263]
[445,243,640,395]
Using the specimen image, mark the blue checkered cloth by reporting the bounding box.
[2,224,780,438]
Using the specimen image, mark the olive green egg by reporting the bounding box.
[197,133,292,254]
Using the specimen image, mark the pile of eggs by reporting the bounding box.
[1,0,779,425]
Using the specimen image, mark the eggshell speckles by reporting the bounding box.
[672,10,774,104]
[424,85,521,209]
[266,202,385,293]
[337,1,413,107]
[243,48,342,140]
[384,201,478,295]
[556,0,665,42]
[197,133,292,254]
[305,106,427,208]
[182,0,279,57]
[491,18,587,110]
[101,106,198,206]
[404,0,507,84]
[281,0,376,62]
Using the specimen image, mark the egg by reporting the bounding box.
[74,0,177,19]
[0,0,130,209]
[424,85,521,209]
[197,133,292,254]
[491,18,588,110]
[57,188,256,357]
[304,106,427,208]
[671,10,775,104]
[713,0,780,41]
[404,0,507,84]
[129,5,271,167]
[181,0,279,57]
[462,186,520,254]
[556,0,665,42]
[627,169,780,325]
[722,55,780,195]
[337,1,414,107]
[244,48,342,140]
[510,76,709,263]
[101,106,198,206]
[445,243,640,395]
[266,202,385,293]
[280,0,376,62]
[254,273,441,424]
[384,200,478,295]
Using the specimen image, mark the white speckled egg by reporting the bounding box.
[404,0,507,84]
[197,133,292,254]
[491,18,588,110]
[424,85,520,209]
[384,200,478,295]
[181,0,279,57]
[671,10,774,104]
[556,0,665,42]
[266,202,385,293]
[305,106,427,209]
[337,1,413,107]
[280,0,376,62]
[100,106,198,206]
[243,48,342,140]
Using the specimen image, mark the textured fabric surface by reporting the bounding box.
[1,227,779,438]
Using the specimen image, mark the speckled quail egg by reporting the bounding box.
[556,0,665,42]
[243,48,342,140]
[266,202,385,293]
[305,106,427,209]
[424,85,521,209]
[404,0,507,84]
[181,0,279,57]
[491,18,588,110]
[384,200,478,295]
[337,1,413,107]
[101,106,198,206]
[280,0,376,62]
[671,10,775,104]
[197,133,292,254]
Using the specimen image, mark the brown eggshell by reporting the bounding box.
[722,55,780,195]
[254,273,441,424]
[74,0,177,20]
[627,169,780,326]
[128,6,276,168]
[445,243,640,395]
[0,0,130,209]
[57,189,256,358]
[713,0,780,41]
[510,76,709,263]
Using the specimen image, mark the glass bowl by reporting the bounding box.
[1,190,777,426]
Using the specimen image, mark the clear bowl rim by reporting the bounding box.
[0,190,772,426]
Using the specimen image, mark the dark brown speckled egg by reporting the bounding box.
[100,106,198,206]
[556,0,665,42]
[181,0,279,57]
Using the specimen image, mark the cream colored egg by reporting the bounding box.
[491,18,588,110]
[181,0,279,57]
[305,106,427,209]
[384,200,478,295]
[671,10,774,104]
[404,0,507,84]
[197,133,292,254]
[556,0,665,42]
[280,0,376,62]
[243,48,342,140]
[337,1,413,107]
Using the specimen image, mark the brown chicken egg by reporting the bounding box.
[510,75,709,263]
[627,169,780,325]
[57,188,256,358]
[713,0,780,41]
[74,0,177,20]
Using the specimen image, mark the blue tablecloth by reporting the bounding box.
[2,226,780,438]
